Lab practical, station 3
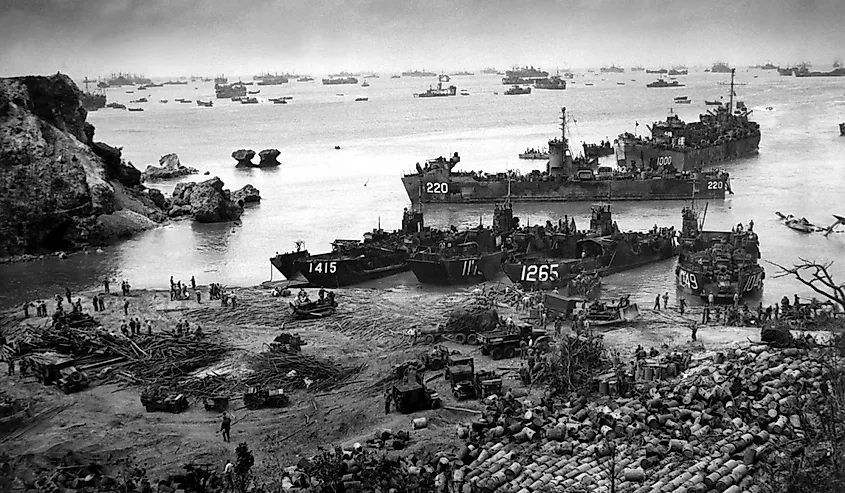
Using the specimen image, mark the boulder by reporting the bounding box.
[142,153,199,180]
[232,184,261,204]
[232,149,256,168]
[147,188,168,209]
[171,182,196,207]
[188,177,243,223]
[258,148,281,167]
[91,142,142,187]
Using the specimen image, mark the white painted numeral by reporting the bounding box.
[309,261,337,274]
[425,182,449,194]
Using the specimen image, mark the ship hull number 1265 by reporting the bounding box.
[520,264,560,282]
[425,182,449,194]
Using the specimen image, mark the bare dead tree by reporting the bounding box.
[768,258,845,313]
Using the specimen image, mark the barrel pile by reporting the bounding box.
[447,344,837,492]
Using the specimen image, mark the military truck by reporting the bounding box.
[26,353,89,394]
[446,357,477,400]
[479,326,550,360]
[141,387,189,413]
[244,387,289,410]
[390,365,441,413]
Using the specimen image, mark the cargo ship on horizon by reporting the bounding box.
[402,107,732,204]
[616,69,760,172]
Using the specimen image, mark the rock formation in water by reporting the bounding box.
[257,148,281,167]
[232,184,261,204]
[166,177,244,222]
[0,73,166,257]
[232,149,256,167]
[142,153,198,180]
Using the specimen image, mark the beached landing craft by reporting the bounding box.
[402,107,731,204]
[675,205,765,302]
[270,210,427,287]
[406,204,513,285]
[502,204,677,291]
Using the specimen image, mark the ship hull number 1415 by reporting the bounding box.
[425,182,449,194]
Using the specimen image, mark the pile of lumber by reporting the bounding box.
[243,351,365,391]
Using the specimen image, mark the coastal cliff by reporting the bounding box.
[0,73,165,257]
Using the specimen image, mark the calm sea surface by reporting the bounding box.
[2,71,844,309]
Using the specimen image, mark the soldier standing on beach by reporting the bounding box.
[123,299,129,316]
[191,276,196,290]
[65,287,72,304]
[103,278,110,294]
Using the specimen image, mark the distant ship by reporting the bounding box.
[196,100,213,107]
[518,148,549,160]
[668,69,688,76]
[794,67,845,77]
[402,70,437,77]
[480,67,499,74]
[600,65,625,73]
[501,76,533,85]
[646,68,668,74]
[505,66,548,80]
[760,63,779,70]
[617,69,759,172]
[106,102,126,110]
[451,71,474,76]
[215,83,247,99]
[504,85,531,95]
[534,75,567,90]
[297,76,314,82]
[322,77,359,85]
[414,75,457,97]
[676,204,764,302]
[254,73,289,85]
[214,75,228,86]
[646,79,685,88]
[402,107,733,204]
[329,71,361,78]
[710,62,732,73]
[102,73,152,87]
[630,66,645,71]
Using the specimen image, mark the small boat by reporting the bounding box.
[776,212,815,233]
[125,90,134,94]
[127,107,144,112]
[129,97,148,103]
[705,100,723,106]
[504,85,531,95]
[617,82,625,85]
[289,300,338,319]
[361,81,370,87]
[106,102,126,109]
[248,89,260,94]
[268,97,287,104]
[354,97,368,101]
[584,83,594,86]
[159,99,169,103]
[197,100,213,107]
[674,96,691,104]
[460,89,470,96]
[240,97,259,104]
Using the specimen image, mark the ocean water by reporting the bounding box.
[2,70,844,310]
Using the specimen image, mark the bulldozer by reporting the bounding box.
[390,365,441,414]
[243,387,289,410]
[141,387,189,413]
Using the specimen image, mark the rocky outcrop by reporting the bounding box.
[258,148,281,167]
[0,73,166,256]
[232,149,255,167]
[142,153,198,180]
[232,184,261,204]
[188,177,243,223]
[164,177,243,222]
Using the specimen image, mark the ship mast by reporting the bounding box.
[728,68,735,115]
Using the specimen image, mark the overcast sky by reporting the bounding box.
[1,0,843,78]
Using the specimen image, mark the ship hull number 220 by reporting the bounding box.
[425,182,449,194]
